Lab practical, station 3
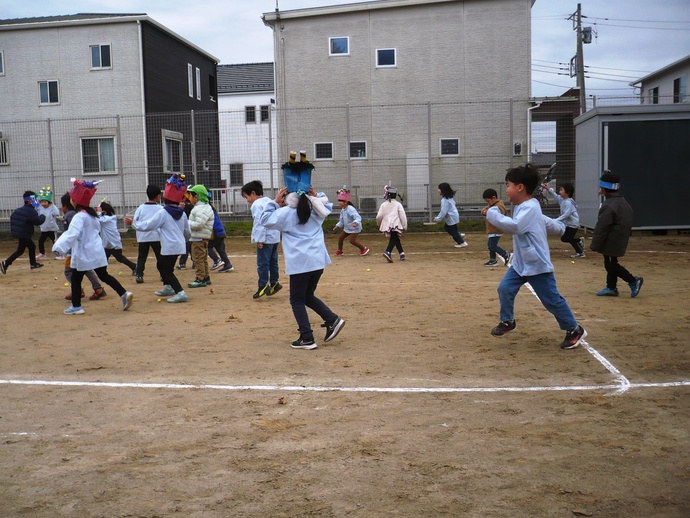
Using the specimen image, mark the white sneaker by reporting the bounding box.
[167,290,189,303]
[155,285,175,296]
[36,253,46,259]
[455,242,468,248]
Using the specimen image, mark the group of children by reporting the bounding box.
[1,159,642,352]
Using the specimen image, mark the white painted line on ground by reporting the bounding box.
[525,281,631,394]
[0,378,688,394]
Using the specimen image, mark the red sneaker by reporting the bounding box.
[334,250,343,256]
[360,247,370,256]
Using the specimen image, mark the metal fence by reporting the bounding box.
[0,95,643,225]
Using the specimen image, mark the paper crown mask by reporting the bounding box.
[164,173,188,203]
[337,186,351,202]
[383,184,397,199]
[70,178,101,206]
[282,150,313,194]
[38,186,53,202]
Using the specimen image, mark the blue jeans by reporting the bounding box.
[497,268,577,331]
[289,269,338,341]
[487,236,508,261]
[257,243,280,287]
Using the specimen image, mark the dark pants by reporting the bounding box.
[208,236,232,268]
[157,254,183,293]
[289,269,338,341]
[487,236,509,261]
[561,226,583,253]
[603,255,635,289]
[38,231,56,254]
[179,241,191,267]
[136,241,161,277]
[444,223,465,245]
[71,266,126,307]
[386,232,404,254]
[5,238,37,268]
[106,248,137,271]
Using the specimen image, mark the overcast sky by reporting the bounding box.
[2,0,689,98]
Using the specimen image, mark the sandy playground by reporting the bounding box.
[0,231,689,517]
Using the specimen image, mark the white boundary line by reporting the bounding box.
[524,282,631,395]
[0,378,688,394]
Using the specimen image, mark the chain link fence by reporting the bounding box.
[0,95,642,226]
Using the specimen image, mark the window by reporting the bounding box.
[649,87,659,105]
[440,138,460,156]
[38,80,59,105]
[329,37,349,56]
[349,141,367,159]
[673,76,687,103]
[314,142,334,160]
[376,48,396,68]
[81,137,115,174]
[260,105,270,123]
[209,74,217,102]
[188,64,194,98]
[0,51,4,76]
[162,130,183,173]
[196,67,201,101]
[90,44,111,69]
[0,139,8,166]
[245,106,256,124]
[229,163,243,186]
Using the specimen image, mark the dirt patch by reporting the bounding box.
[1,232,689,517]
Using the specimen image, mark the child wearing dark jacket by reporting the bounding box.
[1,191,45,274]
[590,171,643,298]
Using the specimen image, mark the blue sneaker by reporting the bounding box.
[596,287,619,297]
[155,285,175,297]
[167,290,189,303]
[64,306,85,315]
[629,277,644,298]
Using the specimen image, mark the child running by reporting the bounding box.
[261,185,345,350]
[485,164,586,350]
[333,186,369,257]
[0,191,45,274]
[53,179,133,315]
[241,180,282,299]
[376,185,408,262]
[590,171,643,298]
[125,174,191,303]
[36,187,62,260]
[59,192,106,301]
[97,202,137,274]
[132,185,163,284]
[434,182,467,248]
[543,181,585,258]
[481,188,511,267]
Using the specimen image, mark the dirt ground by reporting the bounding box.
[1,231,689,517]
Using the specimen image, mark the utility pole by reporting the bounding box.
[574,3,586,114]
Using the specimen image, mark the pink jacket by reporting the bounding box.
[376,199,407,233]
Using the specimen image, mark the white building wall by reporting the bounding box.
[641,62,690,104]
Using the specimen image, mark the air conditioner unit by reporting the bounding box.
[358,196,381,213]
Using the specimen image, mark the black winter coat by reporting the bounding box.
[10,204,45,240]
[590,193,633,257]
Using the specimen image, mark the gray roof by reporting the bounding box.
[0,13,146,25]
[629,53,690,86]
[217,63,274,95]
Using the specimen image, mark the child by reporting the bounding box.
[125,174,191,303]
[186,184,215,288]
[97,202,137,274]
[485,164,586,350]
[132,185,163,283]
[434,182,467,248]
[590,171,643,298]
[208,205,235,273]
[59,192,106,301]
[332,187,369,257]
[260,185,345,350]
[481,188,511,267]
[53,179,133,315]
[241,180,282,299]
[0,191,45,274]
[177,193,194,269]
[376,185,408,262]
[36,187,62,260]
[543,182,585,258]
